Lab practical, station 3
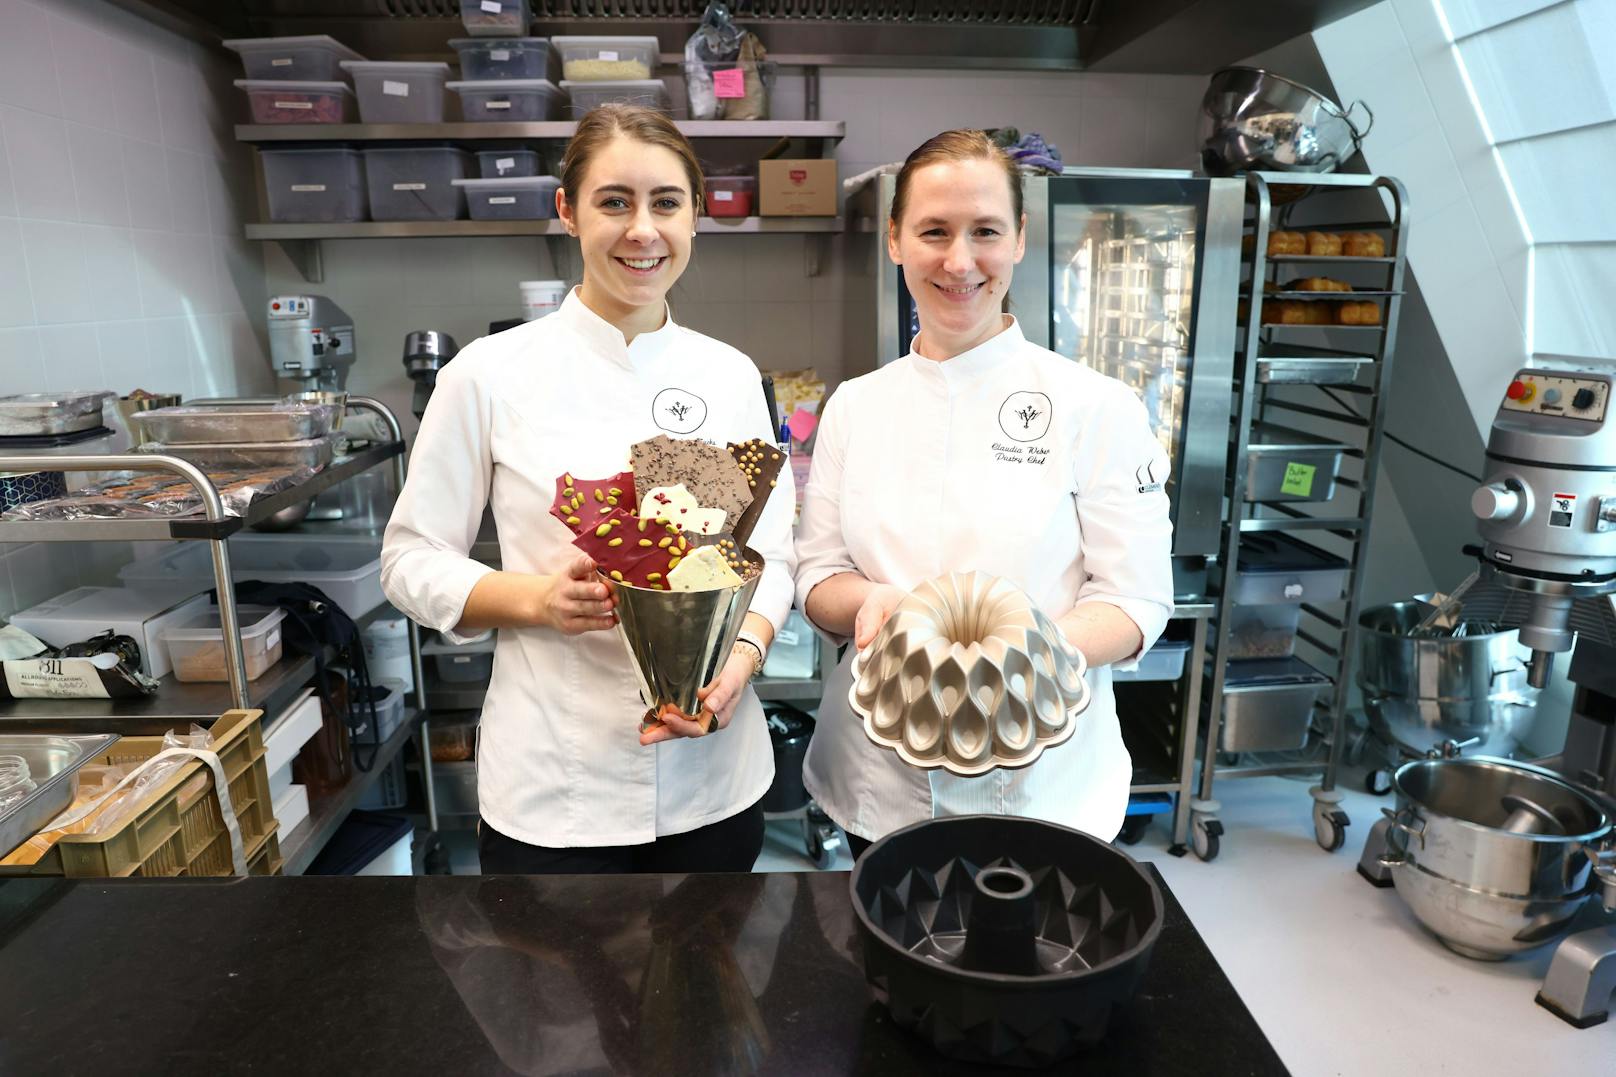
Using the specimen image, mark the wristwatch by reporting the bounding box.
[734,629,768,678]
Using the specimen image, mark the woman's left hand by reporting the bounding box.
[640,648,756,745]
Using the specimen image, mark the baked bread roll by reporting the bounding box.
[1285,277,1352,293]
[1336,300,1381,325]
[1266,230,1306,256]
[1306,231,1343,257]
[1343,232,1385,257]
[1265,301,1332,325]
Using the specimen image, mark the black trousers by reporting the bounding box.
[846,833,872,861]
[477,798,766,875]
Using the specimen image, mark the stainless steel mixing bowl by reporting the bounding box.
[1199,66,1372,176]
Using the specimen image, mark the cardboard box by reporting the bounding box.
[758,159,837,216]
[9,586,211,681]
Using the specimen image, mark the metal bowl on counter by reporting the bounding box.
[1198,66,1372,176]
[1380,757,1616,960]
[851,815,1162,1068]
[1357,601,1537,758]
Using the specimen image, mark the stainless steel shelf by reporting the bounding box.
[1255,255,1396,265]
[245,218,843,241]
[0,441,403,543]
[237,120,845,143]
[280,707,424,875]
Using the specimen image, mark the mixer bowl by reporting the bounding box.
[1358,601,1537,758]
[1382,757,1612,959]
[1198,66,1371,176]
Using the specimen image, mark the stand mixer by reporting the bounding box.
[1357,366,1616,1026]
[268,295,355,393]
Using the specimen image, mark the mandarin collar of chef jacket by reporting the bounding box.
[554,285,680,370]
[904,315,1024,390]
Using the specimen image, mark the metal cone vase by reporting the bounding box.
[601,547,763,730]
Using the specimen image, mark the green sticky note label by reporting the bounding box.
[1281,462,1316,497]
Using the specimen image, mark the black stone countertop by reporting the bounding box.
[0,866,1288,1075]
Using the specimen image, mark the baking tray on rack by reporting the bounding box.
[0,734,120,860]
[130,404,339,444]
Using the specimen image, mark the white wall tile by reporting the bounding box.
[80,225,143,321]
[20,218,90,324]
[107,33,161,141]
[97,319,155,390]
[142,316,199,398]
[121,136,170,231]
[67,120,129,227]
[132,229,188,318]
[743,300,813,370]
[0,218,35,328]
[1373,127,1467,222]
[2,105,78,222]
[36,322,104,387]
[166,148,208,234]
[742,235,810,303]
[49,10,121,132]
[203,153,249,236]
[0,326,44,391]
[153,50,207,155]
[0,0,61,116]
[0,112,15,217]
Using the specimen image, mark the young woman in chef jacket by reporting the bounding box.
[381,106,796,874]
[794,130,1175,855]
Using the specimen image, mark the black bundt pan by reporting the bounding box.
[850,815,1164,1069]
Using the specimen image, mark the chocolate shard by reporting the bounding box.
[571,507,690,589]
[725,437,786,547]
[550,469,636,535]
[630,434,750,522]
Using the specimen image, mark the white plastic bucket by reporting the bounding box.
[519,278,567,321]
[363,615,416,691]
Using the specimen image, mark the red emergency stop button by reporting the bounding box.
[1506,380,1527,400]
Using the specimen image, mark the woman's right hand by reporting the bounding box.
[536,552,617,635]
[853,583,907,650]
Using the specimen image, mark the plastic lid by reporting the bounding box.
[1237,532,1349,573]
[446,79,560,92]
[223,35,364,61]
[1223,655,1329,687]
[452,176,561,189]
[235,79,355,96]
[448,37,548,48]
[340,61,450,74]
[163,605,286,642]
[550,35,660,49]
[559,79,666,91]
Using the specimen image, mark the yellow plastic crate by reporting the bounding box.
[2,709,281,878]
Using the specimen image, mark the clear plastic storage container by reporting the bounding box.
[559,79,670,117]
[459,0,529,37]
[1226,604,1304,660]
[130,402,340,443]
[450,37,557,82]
[224,35,364,82]
[235,79,355,124]
[134,434,337,472]
[363,145,470,221]
[1230,532,1351,604]
[448,79,564,122]
[1111,638,1191,682]
[705,175,756,218]
[477,148,541,178]
[453,176,559,220]
[163,605,286,683]
[683,60,775,121]
[342,61,450,124]
[551,36,660,81]
[121,535,385,621]
[259,147,366,223]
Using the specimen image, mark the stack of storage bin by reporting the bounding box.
[442,24,564,220]
[553,36,670,117]
[228,36,369,223]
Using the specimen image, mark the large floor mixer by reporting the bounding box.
[1357,367,1616,1026]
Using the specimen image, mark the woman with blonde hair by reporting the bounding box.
[795,129,1174,856]
[382,105,795,874]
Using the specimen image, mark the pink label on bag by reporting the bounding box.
[713,68,745,99]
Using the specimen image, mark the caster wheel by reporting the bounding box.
[1118,816,1150,846]
[802,813,842,870]
[1364,768,1393,796]
[1191,816,1222,862]
[1315,808,1350,853]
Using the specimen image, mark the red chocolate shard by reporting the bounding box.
[725,438,786,548]
[572,508,692,589]
[629,434,750,522]
[549,469,636,535]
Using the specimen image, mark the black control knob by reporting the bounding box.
[1573,387,1597,410]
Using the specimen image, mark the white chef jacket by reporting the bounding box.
[381,288,796,848]
[795,317,1173,843]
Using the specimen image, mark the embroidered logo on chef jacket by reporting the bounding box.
[1135,458,1166,494]
[652,387,708,434]
[997,391,1053,443]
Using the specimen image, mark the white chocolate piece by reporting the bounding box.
[666,544,743,592]
[640,483,727,535]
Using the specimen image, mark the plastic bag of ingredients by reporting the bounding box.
[0,725,211,867]
[0,629,160,701]
[1,465,314,521]
[684,2,769,121]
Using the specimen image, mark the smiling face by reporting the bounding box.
[557,134,696,333]
[887,157,1026,360]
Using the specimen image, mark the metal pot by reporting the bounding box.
[1357,601,1537,758]
[1198,66,1373,176]
[1381,757,1615,960]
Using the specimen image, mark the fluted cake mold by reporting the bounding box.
[848,571,1090,777]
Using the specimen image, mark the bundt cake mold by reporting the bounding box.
[848,571,1090,776]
